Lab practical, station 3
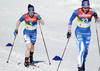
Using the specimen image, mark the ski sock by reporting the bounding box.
[24,57,29,67]
[30,52,34,63]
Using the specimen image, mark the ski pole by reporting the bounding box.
[95,19,100,56]
[6,35,17,63]
[95,19,100,71]
[56,38,70,71]
[39,22,51,65]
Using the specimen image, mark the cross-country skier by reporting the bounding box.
[13,4,44,67]
[67,0,100,71]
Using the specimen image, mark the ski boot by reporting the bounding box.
[30,52,34,64]
[24,57,29,67]
[82,60,85,71]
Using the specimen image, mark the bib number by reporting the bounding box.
[81,18,89,23]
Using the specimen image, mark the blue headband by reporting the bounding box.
[82,1,90,6]
[28,7,34,12]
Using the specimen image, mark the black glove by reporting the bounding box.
[14,29,18,36]
[93,13,98,19]
[67,31,71,38]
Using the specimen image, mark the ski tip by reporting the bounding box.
[18,62,21,65]
[32,64,40,68]
[6,43,12,47]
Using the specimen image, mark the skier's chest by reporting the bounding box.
[77,9,92,19]
[24,14,38,22]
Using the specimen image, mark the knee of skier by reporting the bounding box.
[84,48,88,54]
[31,40,36,45]
[26,43,32,51]
[79,41,85,52]
[26,46,31,51]
[76,38,83,45]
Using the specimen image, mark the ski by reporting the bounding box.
[18,62,40,69]
[30,63,40,68]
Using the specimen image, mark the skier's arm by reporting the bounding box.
[14,20,21,36]
[67,10,78,38]
[14,15,24,36]
[97,18,100,23]
[39,19,44,25]
[16,20,21,30]
[16,15,24,29]
[92,9,100,24]
[68,10,78,31]
[68,25,71,31]
[36,14,44,25]
[93,12,100,23]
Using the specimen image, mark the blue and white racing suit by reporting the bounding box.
[68,8,97,67]
[19,13,40,44]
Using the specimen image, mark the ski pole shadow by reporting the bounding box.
[33,60,45,64]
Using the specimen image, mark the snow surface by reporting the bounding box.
[0,0,100,71]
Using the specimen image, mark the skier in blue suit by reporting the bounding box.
[13,4,44,67]
[67,0,100,71]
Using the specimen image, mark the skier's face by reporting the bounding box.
[29,11,34,17]
[82,6,90,13]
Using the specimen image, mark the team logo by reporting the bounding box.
[29,7,33,10]
[86,41,90,44]
[26,18,37,22]
[78,32,80,34]
[77,35,82,38]
[79,24,81,26]
[78,14,91,17]
[83,1,88,4]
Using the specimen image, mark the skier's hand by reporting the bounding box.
[67,31,71,38]
[36,14,41,20]
[93,12,98,19]
[14,29,18,36]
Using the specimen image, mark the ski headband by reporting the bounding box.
[82,1,90,6]
[28,7,34,12]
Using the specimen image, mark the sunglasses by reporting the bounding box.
[82,7,90,9]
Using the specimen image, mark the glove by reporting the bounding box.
[67,31,71,38]
[14,29,18,36]
[36,14,41,20]
[93,13,98,19]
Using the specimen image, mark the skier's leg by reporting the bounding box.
[25,43,32,57]
[83,34,91,61]
[76,39,85,71]
[82,34,91,71]
[77,39,85,67]
[75,28,85,71]
[24,42,32,67]
[23,34,32,67]
[30,32,37,63]
[30,44,35,63]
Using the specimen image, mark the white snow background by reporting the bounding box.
[0,0,100,71]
